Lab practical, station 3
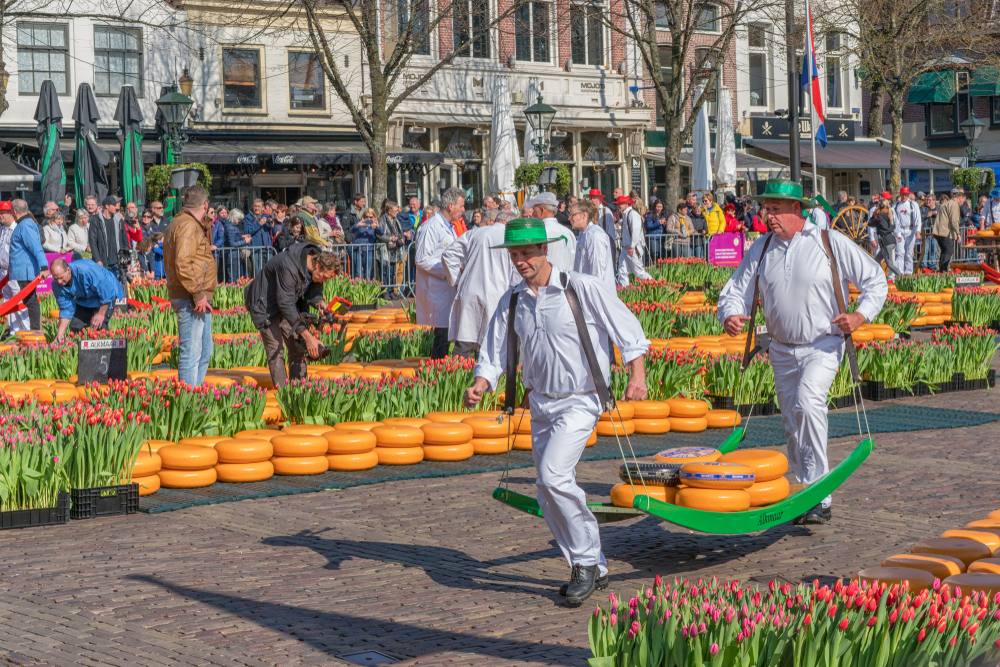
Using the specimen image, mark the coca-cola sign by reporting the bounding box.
[236,154,258,164]
[273,155,295,165]
[385,154,404,164]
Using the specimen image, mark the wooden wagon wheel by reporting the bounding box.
[832,205,873,255]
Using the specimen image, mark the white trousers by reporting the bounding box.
[895,232,917,275]
[616,246,652,287]
[768,335,844,509]
[0,271,30,333]
[529,391,607,576]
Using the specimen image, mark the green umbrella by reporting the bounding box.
[34,80,66,204]
[72,82,110,206]
[114,85,144,205]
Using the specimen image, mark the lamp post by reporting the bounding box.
[154,82,194,166]
[523,94,557,163]
[960,111,986,167]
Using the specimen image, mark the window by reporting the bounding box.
[439,127,482,159]
[288,52,325,111]
[654,2,670,28]
[748,24,768,107]
[545,132,573,161]
[748,23,766,48]
[694,3,719,32]
[396,0,429,56]
[930,71,970,135]
[16,23,69,95]
[655,46,674,124]
[515,2,550,62]
[222,48,262,109]
[581,131,618,161]
[94,26,142,97]
[826,32,843,51]
[453,0,490,59]
[571,2,604,66]
[826,57,842,108]
[992,96,1000,125]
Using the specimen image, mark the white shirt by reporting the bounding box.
[620,206,644,249]
[717,226,888,346]
[542,217,577,272]
[596,205,617,250]
[807,207,829,230]
[443,223,519,344]
[893,199,920,235]
[475,268,650,397]
[0,221,16,272]
[574,223,615,291]
[414,212,457,328]
[987,199,1000,227]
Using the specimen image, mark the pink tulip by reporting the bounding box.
[709,643,719,655]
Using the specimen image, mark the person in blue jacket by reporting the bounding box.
[3,200,49,330]
[241,199,273,276]
[350,207,379,278]
[49,257,124,340]
[224,208,251,281]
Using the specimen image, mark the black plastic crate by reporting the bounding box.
[827,395,855,410]
[706,394,735,411]
[0,492,70,530]
[70,483,139,520]
[862,380,909,402]
[706,394,779,416]
[920,378,954,394]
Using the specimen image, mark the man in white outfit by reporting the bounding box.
[465,218,649,605]
[718,179,887,525]
[442,210,519,358]
[570,200,615,290]
[415,187,463,358]
[893,187,920,274]
[0,201,32,334]
[615,195,652,287]
[528,192,576,272]
[588,188,618,270]
[986,188,1000,229]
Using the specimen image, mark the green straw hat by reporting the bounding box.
[751,178,817,208]
[491,217,566,249]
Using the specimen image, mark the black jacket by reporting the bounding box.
[89,213,127,266]
[244,242,325,335]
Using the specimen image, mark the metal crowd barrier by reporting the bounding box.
[213,247,277,283]
[322,242,416,297]
[642,233,709,266]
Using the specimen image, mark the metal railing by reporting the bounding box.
[213,247,278,283]
[641,233,709,266]
[323,242,415,297]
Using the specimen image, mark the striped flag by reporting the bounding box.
[800,0,828,148]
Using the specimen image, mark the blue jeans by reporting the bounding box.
[171,299,213,386]
[351,246,371,279]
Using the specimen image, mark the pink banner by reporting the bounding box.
[38,252,73,294]
[708,233,745,267]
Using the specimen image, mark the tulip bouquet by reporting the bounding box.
[109,304,179,336]
[702,353,775,405]
[275,374,448,424]
[870,293,922,332]
[0,339,79,381]
[211,308,258,334]
[650,258,735,288]
[45,402,150,488]
[951,287,1000,327]
[128,278,169,304]
[636,348,706,401]
[39,292,58,317]
[862,339,925,392]
[627,302,677,340]
[0,397,70,511]
[826,343,872,402]
[618,280,683,307]
[895,272,970,293]
[672,309,724,338]
[323,275,386,306]
[933,325,999,380]
[588,576,1000,667]
[350,328,434,362]
[171,335,268,370]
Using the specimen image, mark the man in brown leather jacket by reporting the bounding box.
[932,188,963,272]
[164,185,216,386]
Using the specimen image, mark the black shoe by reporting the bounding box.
[564,565,601,605]
[793,504,828,525]
[560,571,608,596]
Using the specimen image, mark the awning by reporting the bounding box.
[908,71,955,104]
[179,140,443,166]
[644,147,788,180]
[971,67,1000,97]
[745,140,955,170]
[58,139,158,164]
[0,153,41,185]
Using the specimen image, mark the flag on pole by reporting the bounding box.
[800,0,828,148]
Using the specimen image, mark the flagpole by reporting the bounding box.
[785,0,801,184]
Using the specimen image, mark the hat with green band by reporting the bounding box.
[751,178,817,208]
[491,217,567,248]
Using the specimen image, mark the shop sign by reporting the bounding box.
[273,155,295,165]
[750,117,855,142]
[386,155,404,164]
[404,182,419,197]
[236,154,259,164]
[581,82,605,92]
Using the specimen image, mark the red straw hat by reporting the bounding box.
[899,187,910,195]
[616,196,632,205]
[881,191,892,199]
[587,188,604,199]
[0,201,11,212]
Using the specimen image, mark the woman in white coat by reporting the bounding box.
[42,212,71,254]
[67,210,90,256]
[415,187,464,358]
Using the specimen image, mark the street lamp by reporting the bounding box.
[155,81,194,166]
[523,94,557,163]
[960,111,987,167]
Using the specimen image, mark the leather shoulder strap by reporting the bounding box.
[562,273,614,411]
[741,233,774,369]
[822,229,862,382]
[503,290,520,414]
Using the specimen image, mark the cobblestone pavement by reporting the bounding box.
[0,388,998,667]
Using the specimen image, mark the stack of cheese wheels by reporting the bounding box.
[382,417,431,428]
[215,439,275,482]
[333,421,382,431]
[158,445,219,488]
[179,435,233,448]
[463,415,513,454]
[372,425,424,465]
[597,402,635,437]
[705,409,742,429]
[421,422,474,461]
[676,461,754,512]
[143,439,178,453]
[664,399,709,432]
[233,429,280,442]
[424,411,470,423]
[718,449,789,507]
[940,529,1000,551]
[629,401,671,434]
[856,567,934,591]
[943,572,1000,596]
[880,553,966,580]
[131,449,162,496]
[271,425,332,475]
[610,482,680,508]
[911,537,993,568]
[510,409,533,451]
[325,429,378,470]
[654,447,721,464]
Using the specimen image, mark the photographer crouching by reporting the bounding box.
[244,242,342,387]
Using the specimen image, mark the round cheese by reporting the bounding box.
[942,573,1000,597]
[654,447,721,464]
[511,434,533,450]
[586,430,597,447]
[158,445,219,470]
[333,421,382,431]
[471,438,511,455]
[632,418,671,434]
[718,450,789,482]
[381,417,431,428]
[142,440,176,453]
[134,474,161,496]
[705,410,742,428]
[675,488,750,513]
[325,429,378,454]
[626,401,670,419]
[421,423,473,445]
[270,435,329,457]
[233,429,280,442]
[610,483,669,508]
[966,519,1000,529]
[271,456,329,476]
[968,558,1000,575]
[326,451,379,471]
[215,461,275,483]
[667,417,708,433]
[178,436,233,448]
[857,567,934,591]
[375,446,424,465]
[463,416,512,438]
[422,443,474,462]
[664,399,709,418]
[215,439,274,464]
[599,403,635,422]
[882,553,965,579]
[596,420,635,437]
[424,411,471,423]
[281,424,336,436]
[987,510,1000,520]
[131,451,162,478]
[371,425,424,447]
[747,476,790,507]
[941,529,1000,551]
[679,462,755,489]
[158,468,217,488]
[514,415,532,434]
[912,538,992,567]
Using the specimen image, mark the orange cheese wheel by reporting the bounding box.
[215,461,275,482]
[705,410,742,428]
[664,399,709,418]
[142,440,176,453]
[668,417,708,433]
[271,455,329,475]
[422,443,474,461]
[654,447,721,464]
[586,430,597,446]
[463,416,512,438]
[327,451,379,471]
[372,425,424,447]
[381,417,431,428]
[158,445,219,470]
[32,386,79,403]
[966,519,1000,529]
[233,429,280,441]
[599,403,635,421]
[942,573,1000,597]
[421,423,473,445]
[912,538,992,566]
[375,446,424,465]
[940,530,1000,550]
[215,439,274,464]
[680,462,754,489]
[675,488,750,512]
[463,410,503,420]
[270,435,329,457]
[280,424,336,436]
[131,451,162,478]
[513,415,532,434]
[627,401,670,419]
[882,553,965,579]
[747,476,790,506]
[471,437,512,455]
[856,567,934,591]
[511,433,533,450]
[718,450,789,482]
[178,436,233,448]
[987,510,1000,520]
[424,411,470,423]
[158,468,217,488]
[633,418,671,434]
[611,483,668,508]
[134,474,161,496]
[969,558,1000,574]
[325,429,377,454]
[333,421,382,431]
[596,420,635,437]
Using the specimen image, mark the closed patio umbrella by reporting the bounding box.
[72,83,110,206]
[489,75,520,207]
[714,86,737,194]
[34,80,66,204]
[114,85,145,205]
[690,82,713,195]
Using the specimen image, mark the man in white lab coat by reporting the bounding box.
[615,195,652,287]
[893,187,920,275]
[587,188,618,270]
[718,179,887,526]
[415,187,464,358]
[465,218,650,605]
[442,209,519,358]
[528,191,576,272]
[570,199,615,290]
